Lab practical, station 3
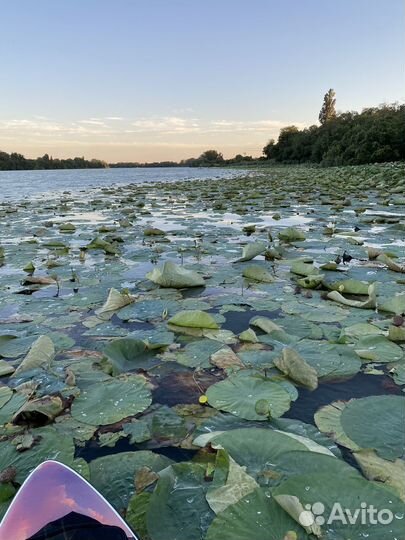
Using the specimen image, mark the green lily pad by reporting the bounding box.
[168,310,219,329]
[273,472,405,540]
[71,376,152,426]
[206,372,292,420]
[295,340,361,380]
[354,335,403,362]
[103,338,157,374]
[379,293,405,315]
[242,265,274,282]
[146,462,215,540]
[0,426,75,483]
[89,451,172,512]
[340,395,405,460]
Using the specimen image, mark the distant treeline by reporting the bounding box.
[109,150,258,168]
[0,151,108,171]
[263,104,405,166]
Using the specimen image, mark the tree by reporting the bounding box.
[198,150,224,163]
[319,88,336,125]
[263,139,275,159]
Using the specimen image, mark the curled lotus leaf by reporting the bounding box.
[326,278,371,295]
[327,282,377,309]
[274,348,318,390]
[12,336,55,377]
[146,261,205,288]
[94,288,135,320]
[235,242,267,262]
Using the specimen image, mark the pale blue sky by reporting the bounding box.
[0,0,404,161]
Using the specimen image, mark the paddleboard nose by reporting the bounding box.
[0,460,137,540]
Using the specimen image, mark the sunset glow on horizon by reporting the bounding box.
[0,0,404,162]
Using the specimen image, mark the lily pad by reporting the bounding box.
[340,395,405,460]
[206,372,292,420]
[168,310,219,329]
[103,338,157,374]
[71,376,152,426]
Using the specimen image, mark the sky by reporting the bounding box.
[0,0,404,162]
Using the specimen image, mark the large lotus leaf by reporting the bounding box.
[354,335,403,362]
[242,265,274,282]
[327,282,377,309]
[206,373,291,420]
[146,261,205,288]
[168,310,219,329]
[314,401,360,451]
[89,451,172,512]
[0,335,37,359]
[94,288,134,320]
[295,340,361,380]
[273,472,405,540]
[146,462,215,540]
[340,395,405,460]
[206,487,308,540]
[379,293,405,315]
[71,376,152,426]
[206,428,310,483]
[236,241,267,262]
[274,348,318,390]
[0,426,75,483]
[103,338,157,374]
[12,335,55,377]
[353,449,405,502]
[327,278,371,295]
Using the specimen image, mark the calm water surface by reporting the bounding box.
[0,167,245,201]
